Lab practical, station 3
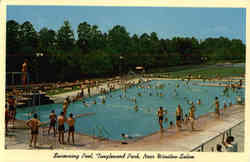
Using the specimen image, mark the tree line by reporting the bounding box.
[6,20,245,82]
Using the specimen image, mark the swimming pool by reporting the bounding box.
[16,79,244,140]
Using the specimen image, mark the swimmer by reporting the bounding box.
[8,95,16,126]
[197,99,201,105]
[184,114,189,125]
[176,104,183,130]
[169,121,174,129]
[189,107,195,131]
[102,98,106,104]
[157,107,167,132]
[214,96,220,119]
[121,133,133,139]
[67,113,75,144]
[239,79,242,87]
[134,105,139,112]
[5,104,9,135]
[237,96,242,104]
[164,117,168,123]
[48,110,57,137]
[57,112,65,144]
[224,102,227,111]
[62,100,68,117]
[229,102,232,107]
[26,113,41,148]
[93,100,97,104]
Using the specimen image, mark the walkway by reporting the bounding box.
[5,104,244,151]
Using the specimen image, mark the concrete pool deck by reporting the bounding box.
[5,104,244,151]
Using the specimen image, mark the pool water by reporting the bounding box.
[16,80,244,140]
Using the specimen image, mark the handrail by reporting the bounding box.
[190,120,244,152]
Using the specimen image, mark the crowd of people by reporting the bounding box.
[24,98,76,148]
[5,60,244,151]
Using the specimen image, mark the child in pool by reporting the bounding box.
[169,121,174,129]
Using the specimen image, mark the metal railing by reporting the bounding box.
[6,72,30,85]
[191,120,244,152]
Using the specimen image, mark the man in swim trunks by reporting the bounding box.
[58,112,65,144]
[67,113,75,144]
[189,105,195,131]
[239,79,242,87]
[8,95,16,127]
[26,113,41,148]
[21,59,28,85]
[214,96,220,119]
[62,100,68,117]
[48,110,57,136]
[5,104,9,135]
[176,104,183,130]
[157,107,167,132]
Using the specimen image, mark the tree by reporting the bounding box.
[107,25,130,55]
[139,33,151,54]
[19,21,38,54]
[6,20,21,54]
[38,27,57,54]
[57,20,75,51]
[77,22,103,53]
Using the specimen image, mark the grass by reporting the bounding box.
[151,66,245,79]
[146,62,245,79]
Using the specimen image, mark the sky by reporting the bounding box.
[7,6,246,43]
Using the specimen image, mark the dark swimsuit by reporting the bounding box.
[58,124,65,131]
[69,126,75,132]
[9,105,15,111]
[159,116,163,121]
[176,115,181,121]
[50,119,56,127]
[31,127,39,135]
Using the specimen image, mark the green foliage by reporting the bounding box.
[6,20,20,54]
[6,19,246,83]
[57,20,75,51]
[19,21,39,54]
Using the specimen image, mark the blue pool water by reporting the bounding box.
[16,80,244,140]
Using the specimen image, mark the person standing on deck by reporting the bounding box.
[87,86,91,96]
[8,95,16,127]
[5,104,10,135]
[214,96,220,119]
[176,104,183,130]
[62,99,68,117]
[189,105,196,131]
[26,113,42,148]
[48,110,57,136]
[239,79,242,87]
[21,59,28,86]
[57,112,65,144]
[222,132,238,152]
[67,113,75,144]
[157,107,167,132]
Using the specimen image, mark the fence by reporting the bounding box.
[191,120,244,152]
[6,72,30,85]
